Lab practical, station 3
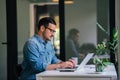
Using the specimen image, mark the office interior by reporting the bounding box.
[0,0,120,80]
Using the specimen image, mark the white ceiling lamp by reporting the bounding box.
[52,0,74,4]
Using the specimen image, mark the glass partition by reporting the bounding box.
[64,0,97,63]
[17,0,111,65]
[64,0,111,64]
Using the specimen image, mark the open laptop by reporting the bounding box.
[57,53,94,72]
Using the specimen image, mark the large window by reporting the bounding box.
[60,0,116,65]
[64,0,97,63]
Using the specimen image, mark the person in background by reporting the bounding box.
[19,17,75,80]
[66,28,84,60]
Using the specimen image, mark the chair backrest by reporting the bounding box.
[16,64,22,77]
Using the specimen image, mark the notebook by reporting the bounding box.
[57,53,94,72]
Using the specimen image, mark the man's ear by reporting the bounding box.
[40,25,45,32]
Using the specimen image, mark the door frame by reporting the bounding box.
[6,0,18,80]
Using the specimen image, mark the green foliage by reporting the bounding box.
[93,57,111,72]
[108,28,118,54]
[95,41,109,55]
[96,28,118,55]
[97,22,118,55]
[95,23,118,71]
[93,57,110,66]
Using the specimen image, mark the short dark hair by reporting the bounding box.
[68,28,79,38]
[69,28,79,35]
[37,17,56,30]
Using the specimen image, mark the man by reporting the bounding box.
[66,28,84,60]
[19,17,75,80]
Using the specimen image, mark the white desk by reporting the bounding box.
[36,64,117,80]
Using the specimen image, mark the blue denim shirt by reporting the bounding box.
[20,34,61,80]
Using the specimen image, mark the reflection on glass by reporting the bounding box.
[65,28,81,59]
[64,0,111,64]
[65,0,97,63]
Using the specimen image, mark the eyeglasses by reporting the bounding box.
[46,27,56,33]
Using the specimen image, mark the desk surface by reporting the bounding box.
[36,64,117,80]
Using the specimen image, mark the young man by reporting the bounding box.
[19,17,75,80]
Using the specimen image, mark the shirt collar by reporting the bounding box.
[34,34,47,45]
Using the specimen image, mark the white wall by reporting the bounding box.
[116,0,120,78]
[17,0,30,63]
[65,0,97,46]
[0,0,7,79]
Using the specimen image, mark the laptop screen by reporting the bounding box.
[57,53,94,72]
[76,53,94,70]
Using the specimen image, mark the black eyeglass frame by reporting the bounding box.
[45,27,56,33]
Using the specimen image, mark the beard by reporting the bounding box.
[43,32,53,41]
[46,36,53,41]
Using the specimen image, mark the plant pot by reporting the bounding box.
[95,64,104,72]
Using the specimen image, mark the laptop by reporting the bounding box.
[57,53,94,72]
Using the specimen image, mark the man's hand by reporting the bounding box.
[58,59,75,69]
[46,60,76,70]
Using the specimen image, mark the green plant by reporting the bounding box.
[95,42,109,55]
[93,57,110,72]
[93,57,110,66]
[97,22,118,55]
[94,23,118,72]
[93,40,111,72]
[108,28,118,54]
[107,28,118,64]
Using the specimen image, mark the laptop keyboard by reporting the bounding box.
[65,66,78,69]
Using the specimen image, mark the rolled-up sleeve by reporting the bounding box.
[51,54,61,64]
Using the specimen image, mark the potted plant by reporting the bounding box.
[93,57,109,72]
[94,23,118,72]
[96,22,118,56]
[93,42,110,72]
